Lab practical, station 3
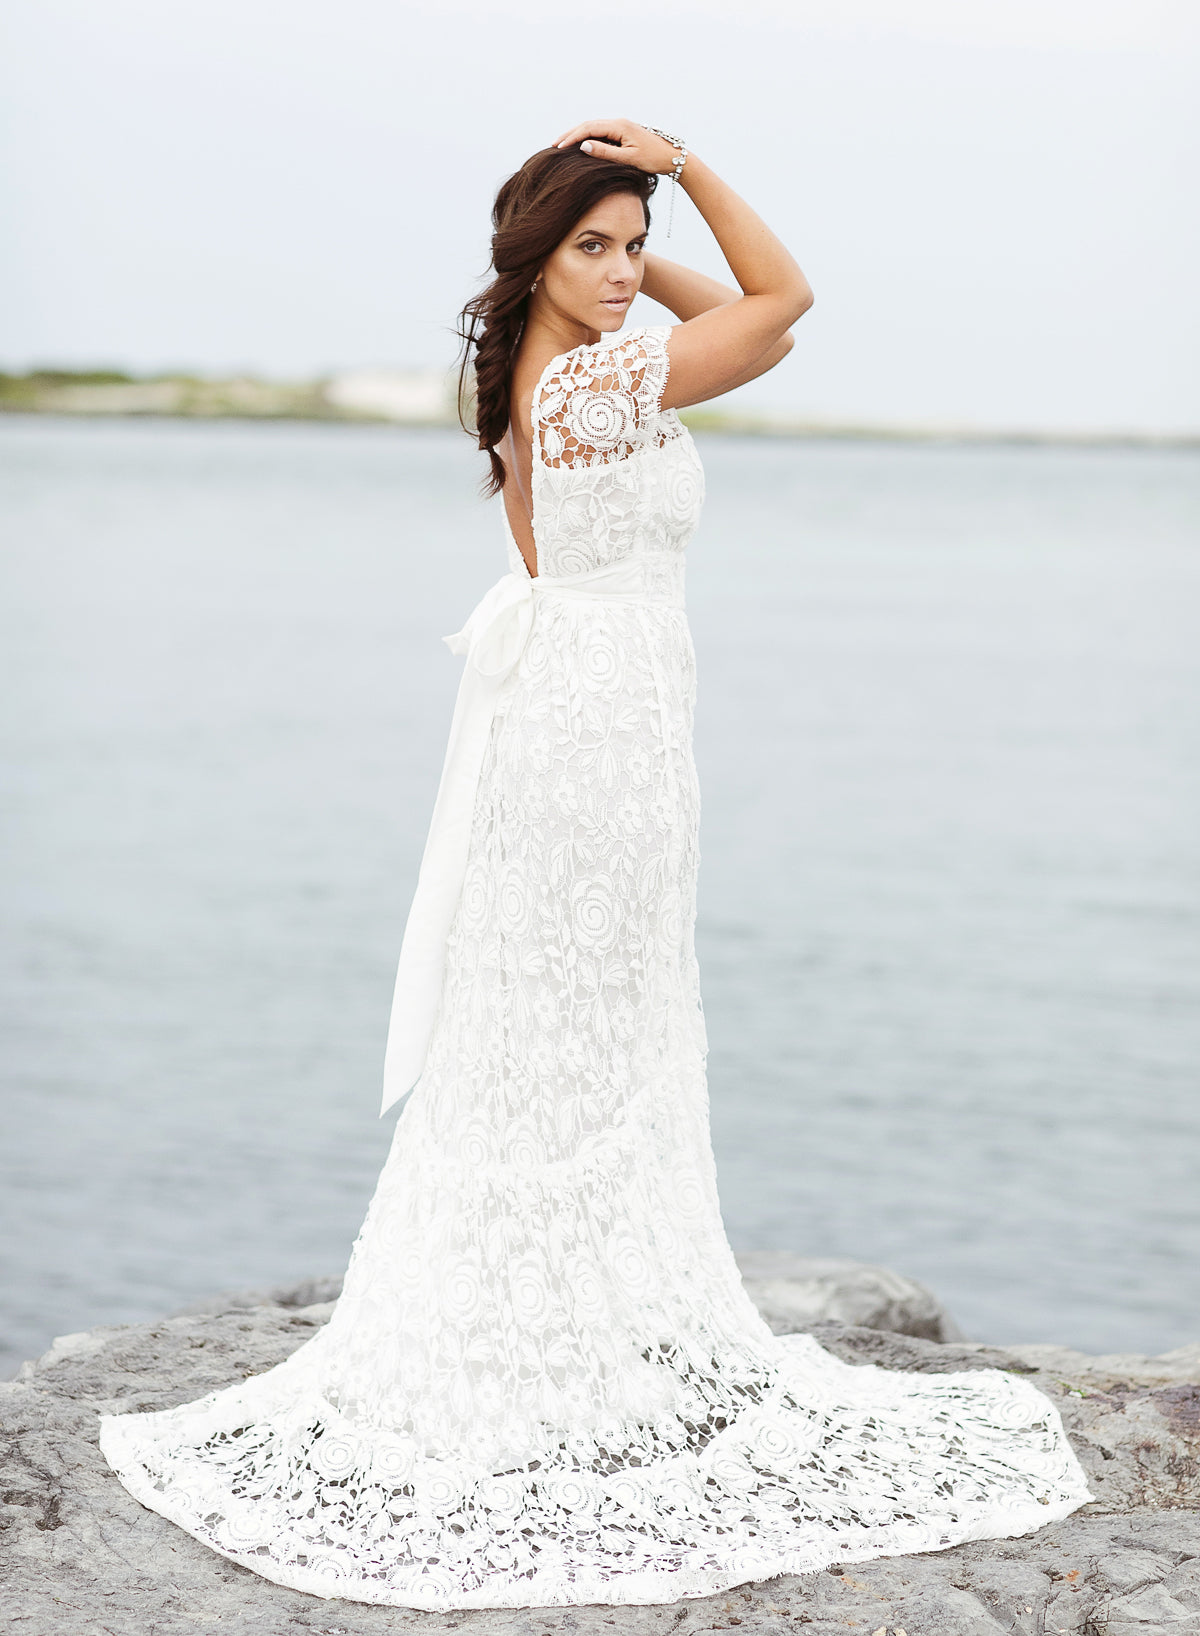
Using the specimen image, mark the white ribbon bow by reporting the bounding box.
[380,571,535,1113]
[442,569,535,681]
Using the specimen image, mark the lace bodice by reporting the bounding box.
[504,324,705,597]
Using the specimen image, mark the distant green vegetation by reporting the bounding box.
[1,369,128,408]
[2,368,136,386]
[0,368,360,421]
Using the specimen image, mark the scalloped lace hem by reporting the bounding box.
[96,1412,1095,1610]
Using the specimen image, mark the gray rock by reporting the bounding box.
[169,1272,346,1317]
[734,1251,967,1342]
[2,1273,1198,1635]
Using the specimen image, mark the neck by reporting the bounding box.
[522,306,601,360]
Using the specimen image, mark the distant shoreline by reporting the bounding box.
[1,369,1195,451]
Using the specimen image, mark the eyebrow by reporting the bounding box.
[573,227,648,243]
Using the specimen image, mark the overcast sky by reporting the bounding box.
[2,0,1196,432]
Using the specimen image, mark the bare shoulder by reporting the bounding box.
[511,350,558,436]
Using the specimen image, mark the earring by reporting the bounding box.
[530,280,538,294]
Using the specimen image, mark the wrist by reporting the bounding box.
[677,150,705,192]
[641,124,688,235]
[641,124,686,179]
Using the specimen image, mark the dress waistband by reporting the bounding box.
[379,555,683,1115]
[443,556,685,680]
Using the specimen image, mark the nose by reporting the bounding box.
[608,251,637,285]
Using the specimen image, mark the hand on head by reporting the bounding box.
[553,119,681,176]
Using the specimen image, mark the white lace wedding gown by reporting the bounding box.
[99,325,1095,1610]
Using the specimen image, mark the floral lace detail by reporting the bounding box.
[99,321,1095,1611]
[535,324,679,470]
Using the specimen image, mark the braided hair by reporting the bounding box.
[458,146,656,496]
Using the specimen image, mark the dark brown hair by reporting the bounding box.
[457,146,657,495]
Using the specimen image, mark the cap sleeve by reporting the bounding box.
[534,325,672,470]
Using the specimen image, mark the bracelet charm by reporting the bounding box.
[643,124,688,236]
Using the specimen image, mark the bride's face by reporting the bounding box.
[538,192,648,333]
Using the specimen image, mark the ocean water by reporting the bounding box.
[1,414,1197,1379]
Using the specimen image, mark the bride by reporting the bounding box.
[100,119,1094,1610]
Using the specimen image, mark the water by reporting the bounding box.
[2,415,1197,1378]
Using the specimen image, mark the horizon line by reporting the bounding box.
[1,366,1196,450]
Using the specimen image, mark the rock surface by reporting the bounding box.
[3,1266,1199,1635]
[735,1252,966,1343]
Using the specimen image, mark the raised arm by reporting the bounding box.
[638,252,795,400]
[553,119,813,410]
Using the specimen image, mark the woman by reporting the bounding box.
[99,120,1094,1610]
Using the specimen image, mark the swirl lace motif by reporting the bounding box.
[98,325,1095,1611]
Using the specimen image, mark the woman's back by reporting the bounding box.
[502,325,704,589]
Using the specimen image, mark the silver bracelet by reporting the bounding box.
[643,125,687,236]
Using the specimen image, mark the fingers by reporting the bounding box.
[553,118,632,151]
[551,119,649,170]
[580,139,632,162]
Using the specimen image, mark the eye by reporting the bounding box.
[628,240,646,256]
[581,239,606,254]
